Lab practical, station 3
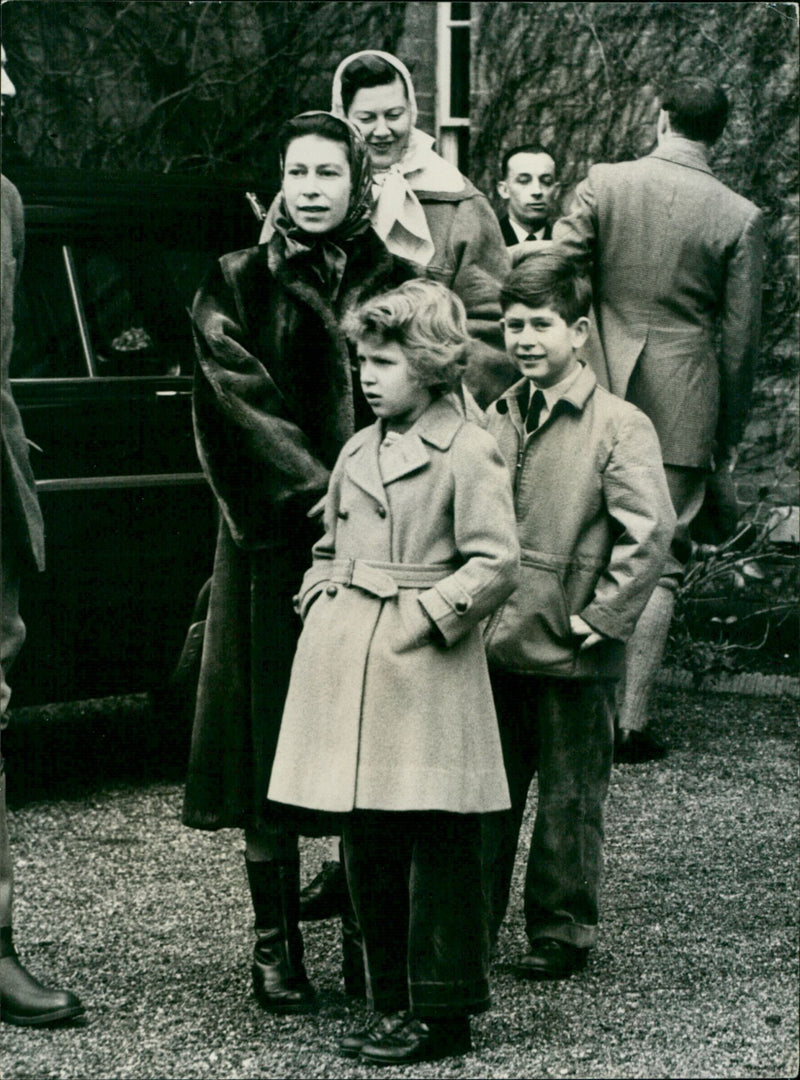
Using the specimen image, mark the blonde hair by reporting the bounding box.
[343,279,469,394]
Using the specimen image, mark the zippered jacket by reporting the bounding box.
[484,363,676,679]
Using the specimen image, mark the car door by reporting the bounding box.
[7,170,254,707]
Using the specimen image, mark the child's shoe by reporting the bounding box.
[339,1010,409,1057]
[359,1013,471,1065]
[513,937,588,979]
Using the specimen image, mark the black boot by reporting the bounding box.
[341,898,366,998]
[245,857,316,1014]
[0,926,85,1027]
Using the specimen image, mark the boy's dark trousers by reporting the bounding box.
[342,809,490,1018]
[482,671,615,949]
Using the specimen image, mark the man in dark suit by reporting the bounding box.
[1,44,85,1027]
[554,77,764,761]
[496,144,559,247]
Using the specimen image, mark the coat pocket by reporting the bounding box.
[392,592,435,654]
[484,553,575,675]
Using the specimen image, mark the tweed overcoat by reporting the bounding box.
[182,229,412,831]
[484,365,676,680]
[553,136,764,468]
[1,175,45,573]
[267,396,520,815]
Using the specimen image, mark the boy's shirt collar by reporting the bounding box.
[525,362,584,416]
[499,361,597,428]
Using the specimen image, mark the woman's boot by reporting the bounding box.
[244,856,316,1014]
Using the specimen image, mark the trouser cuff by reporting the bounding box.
[528,920,597,949]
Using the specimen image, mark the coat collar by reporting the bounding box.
[346,396,464,496]
[648,134,714,177]
[497,361,597,428]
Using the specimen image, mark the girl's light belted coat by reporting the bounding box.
[268,397,520,815]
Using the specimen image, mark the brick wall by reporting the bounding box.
[395,2,438,136]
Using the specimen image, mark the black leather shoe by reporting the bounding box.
[339,1010,409,1058]
[0,928,85,1027]
[299,861,348,921]
[359,1014,471,1065]
[513,938,589,980]
[614,729,667,763]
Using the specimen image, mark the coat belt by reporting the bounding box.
[302,558,454,599]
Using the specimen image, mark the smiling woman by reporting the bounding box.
[328,50,515,407]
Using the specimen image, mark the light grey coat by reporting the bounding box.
[268,397,519,814]
[553,136,764,467]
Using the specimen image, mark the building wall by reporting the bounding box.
[395,1,439,136]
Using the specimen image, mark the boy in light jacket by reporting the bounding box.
[482,251,676,979]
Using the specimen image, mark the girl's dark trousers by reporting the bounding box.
[342,809,490,1019]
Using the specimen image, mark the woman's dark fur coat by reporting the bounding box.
[183,229,412,830]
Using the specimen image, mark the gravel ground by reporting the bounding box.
[2,686,798,1079]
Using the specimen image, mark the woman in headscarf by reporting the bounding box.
[258,52,514,409]
[182,111,412,1015]
[332,50,516,407]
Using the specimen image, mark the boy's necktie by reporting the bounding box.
[526,389,546,432]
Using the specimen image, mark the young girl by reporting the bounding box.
[268,279,520,1065]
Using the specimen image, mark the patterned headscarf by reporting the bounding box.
[271,111,374,299]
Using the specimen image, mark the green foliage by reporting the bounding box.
[2,0,405,188]
[472,1,799,377]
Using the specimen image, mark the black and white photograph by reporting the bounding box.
[0,2,797,1077]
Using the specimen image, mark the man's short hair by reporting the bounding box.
[499,143,558,180]
[660,77,729,145]
[500,249,592,326]
[343,279,469,395]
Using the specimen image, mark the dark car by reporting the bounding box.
[5,166,257,709]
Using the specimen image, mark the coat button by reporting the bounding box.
[454,600,468,614]
[376,505,387,518]
[326,585,338,597]
[337,508,349,520]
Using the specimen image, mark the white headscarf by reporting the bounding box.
[331,50,466,267]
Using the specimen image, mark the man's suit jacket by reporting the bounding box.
[498,215,552,247]
[1,175,45,571]
[553,136,764,468]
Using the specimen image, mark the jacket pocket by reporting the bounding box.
[484,553,575,675]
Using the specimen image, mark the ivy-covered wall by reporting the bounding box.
[1,0,406,191]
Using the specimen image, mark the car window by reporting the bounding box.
[75,243,208,377]
[10,238,213,380]
[10,239,87,379]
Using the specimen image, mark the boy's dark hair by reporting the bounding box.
[660,77,729,145]
[500,250,592,325]
[278,112,352,165]
[340,54,404,115]
[499,143,558,180]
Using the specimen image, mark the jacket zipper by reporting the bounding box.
[513,436,526,501]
